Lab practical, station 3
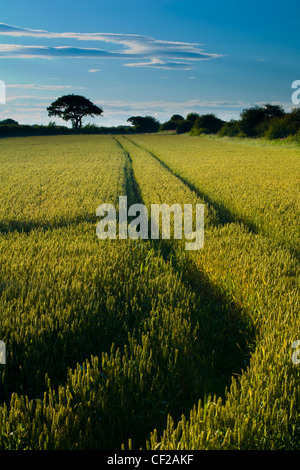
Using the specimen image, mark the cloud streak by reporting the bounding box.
[95,98,250,111]
[0,23,222,69]
[6,83,86,90]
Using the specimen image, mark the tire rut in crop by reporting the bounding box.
[114,135,254,405]
[124,136,259,233]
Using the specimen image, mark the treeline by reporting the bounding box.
[1,104,299,141]
[0,119,136,138]
[0,116,161,137]
[160,104,300,142]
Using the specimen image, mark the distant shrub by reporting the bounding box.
[160,115,186,133]
[170,114,184,121]
[127,116,160,133]
[191,114,224,135]
[236,131,248,138]
[0,118,19,126]
[176,120,194,134]
[160,121,178,132]
[239,104,285,137]
[186,112,200,123]
[190,127,210,136]
[218,120,241,137]
[264,110,300,140]
[265,119,293,140]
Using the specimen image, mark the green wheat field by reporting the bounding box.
[0,133,299,450]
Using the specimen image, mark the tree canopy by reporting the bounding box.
[127,116,160,133]
[239,104,285,136]
[47,94,103,130]
[0,118,19,126]
[170,114,184,121]
[192,113,225,134]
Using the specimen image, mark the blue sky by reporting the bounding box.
[0,0,299,126]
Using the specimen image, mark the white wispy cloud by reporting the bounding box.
[6,83,86,90]
[5,95,57,102]
[0,23,222,69]
[95,98,250,111]
[124,58,195,70]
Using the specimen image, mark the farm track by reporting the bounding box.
[124,136,258,231]
[117,135,300,450]
[113,137,143,207]
[125,136,300,264]
[114,136,254,398]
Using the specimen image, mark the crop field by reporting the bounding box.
[0,134,299,450]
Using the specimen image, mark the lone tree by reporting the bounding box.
[47,94,103,130]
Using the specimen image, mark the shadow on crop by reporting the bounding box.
[0,213,97,235]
